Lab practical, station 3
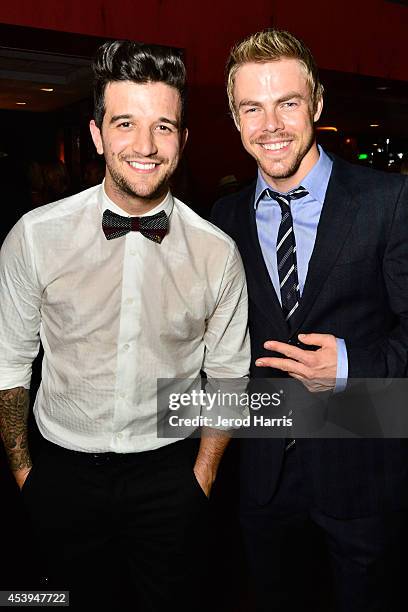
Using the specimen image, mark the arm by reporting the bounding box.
[257,177,408,384]
[0,387,31,489]
[194,241,250,495]
[0,218,41,486]
[347,178,408,378]
[193,428,230,497]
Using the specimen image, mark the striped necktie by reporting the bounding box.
[267,186,308,323]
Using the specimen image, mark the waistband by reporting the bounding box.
[39,436,197,466]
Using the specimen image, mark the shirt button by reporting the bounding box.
[130,249,136,256]
[125,298,134,305]
[116,432,123,439]
[119,392,126,399]
[123,344,130,351]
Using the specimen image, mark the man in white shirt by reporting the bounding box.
[0,40,249,611]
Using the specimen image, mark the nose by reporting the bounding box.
[263,106,284,133]
[131,127,158,157]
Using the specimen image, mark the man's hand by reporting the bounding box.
[255,333,338,392]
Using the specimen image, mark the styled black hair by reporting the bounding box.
[92,40,187,128]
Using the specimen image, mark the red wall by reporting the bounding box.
[1,0,407,207]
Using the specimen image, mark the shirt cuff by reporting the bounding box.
[334,338,348,394]
[0,365,32,391]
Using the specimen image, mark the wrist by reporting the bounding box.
[193,462,216,497]
[13,467,31,490]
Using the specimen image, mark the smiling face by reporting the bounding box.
[233,58,323,191]
[90,80,187,214]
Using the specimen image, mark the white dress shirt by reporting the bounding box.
[0,184,250,452]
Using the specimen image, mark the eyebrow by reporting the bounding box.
[238,92,305,110]
[158,116,180,129]
[110,114,133,124]
[238,100,262,110]
[109,114,179,128]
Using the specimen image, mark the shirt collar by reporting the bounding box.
[254,145,333,208]
[99,179,174,218]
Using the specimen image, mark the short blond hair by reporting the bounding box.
[226,29,324,119]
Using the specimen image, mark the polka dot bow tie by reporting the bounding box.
[102,209,168,244]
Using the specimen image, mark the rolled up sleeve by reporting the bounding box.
[203,242,250,378]
[0,218,42,389]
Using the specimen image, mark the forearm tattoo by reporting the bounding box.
[0,387,32,472]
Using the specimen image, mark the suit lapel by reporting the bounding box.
[237,189,288,333]
[290,158,362,333]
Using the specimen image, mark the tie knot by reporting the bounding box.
[130,217,140,231]
[266,185,308,209]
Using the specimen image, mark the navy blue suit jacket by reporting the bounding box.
[211,155,408,518]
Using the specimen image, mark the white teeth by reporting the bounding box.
[261,141,290,151]
[128,161,156,170]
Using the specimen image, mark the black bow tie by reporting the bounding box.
[102,209,168,243]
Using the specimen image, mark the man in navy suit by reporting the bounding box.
[212,29,408,612]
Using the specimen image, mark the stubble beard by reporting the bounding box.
[107,158,175,204]
[256,127,315,182]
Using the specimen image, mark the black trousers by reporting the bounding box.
[240,446,407,612]
[21,437,210,611]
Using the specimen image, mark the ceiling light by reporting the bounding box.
[376,86,389,91]
[40,88,54,92]
[316,126,338,132]
[16,101,27,105]
[370,124,380,128]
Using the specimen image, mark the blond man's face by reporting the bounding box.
[233,59,323,190]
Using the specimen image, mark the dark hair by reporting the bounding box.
[92,40,187,128]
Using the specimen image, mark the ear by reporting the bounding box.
[313,96,323,123]
[89,120,104,155]
[180,127,189,153]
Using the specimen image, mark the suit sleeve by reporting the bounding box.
[347,178,408,378]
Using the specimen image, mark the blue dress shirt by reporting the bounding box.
[255,146,348,391]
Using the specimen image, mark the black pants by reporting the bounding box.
[240,447,407,612]
[21,437,210,611]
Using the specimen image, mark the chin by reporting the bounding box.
[265,157,303,180]
[132,184,168,201]
[262,164,291,180]
[120,179,161,199]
